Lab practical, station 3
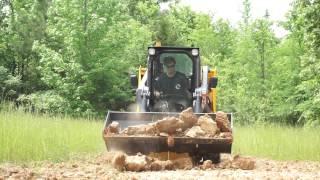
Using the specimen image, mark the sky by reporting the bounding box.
[163,0,294,38]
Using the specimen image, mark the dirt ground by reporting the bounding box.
[1,153,320,180]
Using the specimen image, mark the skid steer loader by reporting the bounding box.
[103,46,232,163]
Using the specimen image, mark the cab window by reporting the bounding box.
[159,53,193,77]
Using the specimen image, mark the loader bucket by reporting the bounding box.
[103,111,233,155]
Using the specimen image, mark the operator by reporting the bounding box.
[155,56,192,102]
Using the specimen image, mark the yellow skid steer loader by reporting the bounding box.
[103,46,233,163]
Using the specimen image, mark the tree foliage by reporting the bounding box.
[0,0,319,125]
[288,0,320,125]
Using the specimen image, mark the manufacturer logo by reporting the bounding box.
[175,84,181,90]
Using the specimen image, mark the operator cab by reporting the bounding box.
[147,47,201,112]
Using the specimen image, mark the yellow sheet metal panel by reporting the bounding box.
[208,69,217,78]
[138,66,146,85]
[211,88,217,112]
[155,40,161,47]
[207,69,217,112]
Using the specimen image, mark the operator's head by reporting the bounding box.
[163,56,176,77]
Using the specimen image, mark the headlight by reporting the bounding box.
[148,48,155,55]
[191,49,199,56]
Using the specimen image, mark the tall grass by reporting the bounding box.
[0,106,104,163]
[1,104,320,162]
[233,124,320,161]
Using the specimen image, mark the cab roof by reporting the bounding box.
[148,46,199,51]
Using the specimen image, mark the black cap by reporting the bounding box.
[163,56,176,65]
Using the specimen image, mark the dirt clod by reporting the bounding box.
[185,126,205,137]
[125,154,148,172]
[108,121,120,134]
[179,107,198,130]
[198,114,219,136]
[150,160,174,171]
[232,155,255,170]
[156,117,184,134]
[201,160,213,170]
[112,152,126,171]
[172,156,193,170]
[123,124,156,135]
[219,132,233,143]
[215,111,231,132]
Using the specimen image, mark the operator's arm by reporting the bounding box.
[154,76,164,98]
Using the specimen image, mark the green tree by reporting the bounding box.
[218,2,278,124]
[288,0,320,125]
[0,0,48,100]
[29,0,153,115]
